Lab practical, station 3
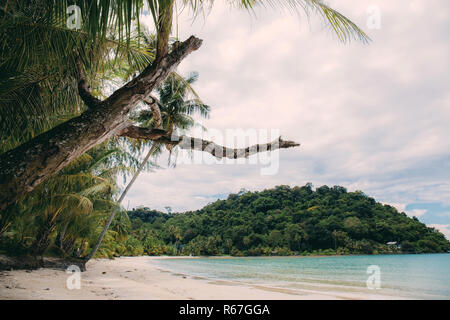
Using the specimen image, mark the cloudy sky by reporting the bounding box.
[127,0,450,239]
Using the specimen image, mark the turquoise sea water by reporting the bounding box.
[153,254,450,299]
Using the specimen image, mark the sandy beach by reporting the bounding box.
[0,256,404,300]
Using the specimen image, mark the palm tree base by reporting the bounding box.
[0,254,86,272]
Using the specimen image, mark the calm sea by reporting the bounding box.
[153,254,450,299]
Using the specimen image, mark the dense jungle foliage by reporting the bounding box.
[2,184,449,259]
[110,185,450,257]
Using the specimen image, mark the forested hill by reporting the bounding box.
[126,185,450,256]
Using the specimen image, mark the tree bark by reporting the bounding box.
[0,36,203,211]
[76,57,101,109]
[155,0,175,63]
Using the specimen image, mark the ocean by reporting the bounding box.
[153,253,450,299]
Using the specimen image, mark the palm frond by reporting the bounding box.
[181,0,370,43]
[0,7,155,153]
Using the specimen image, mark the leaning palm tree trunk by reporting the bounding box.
[57,221,70,250]
[84,143,158,261]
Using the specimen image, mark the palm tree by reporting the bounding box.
[0,3,154,154]
[19,144,133,257]
[0,0,366,209]
[85,71,210,261]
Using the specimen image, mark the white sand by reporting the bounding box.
[0,256,404,300]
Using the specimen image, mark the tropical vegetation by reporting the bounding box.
[122,185,450,257]
[0,0,377,267]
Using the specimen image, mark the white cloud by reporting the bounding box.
[125,0,450,221]
[384,203,406,213]
[405,209,427,218]
[427,224,450,241]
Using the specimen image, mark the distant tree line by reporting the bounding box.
[3,184,449,260]
[119,185,450,257]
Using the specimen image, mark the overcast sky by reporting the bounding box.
[126,0,450,239]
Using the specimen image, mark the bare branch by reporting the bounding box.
[143,96,163,129]
[117,126,300,159]
[76,58,102,109]
[167,135,300,159]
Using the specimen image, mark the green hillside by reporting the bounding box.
[125,185,450,257]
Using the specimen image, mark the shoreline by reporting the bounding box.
[0,256,408,300]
